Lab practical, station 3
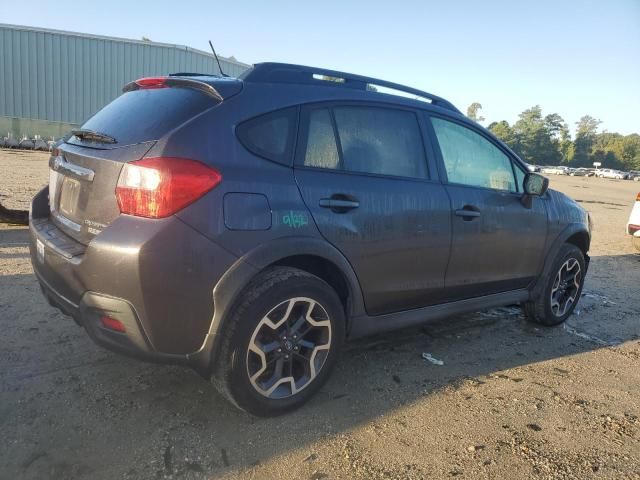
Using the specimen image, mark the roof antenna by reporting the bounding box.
[208,40,228,77]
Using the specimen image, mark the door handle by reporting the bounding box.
[319,196,360,212]
[455,206,481,219]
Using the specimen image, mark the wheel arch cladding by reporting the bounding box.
[271,254,351,314]
[566,230,590,254]
[192,236,366,373]
[532,223,590,300]
[238,236,366,320]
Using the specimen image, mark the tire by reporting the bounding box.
[212,267,346,416]
[524,244,586,326]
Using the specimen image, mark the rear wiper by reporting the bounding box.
[70,129,117,144]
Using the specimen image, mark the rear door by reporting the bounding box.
[294,103,451,316]
[49,85,219,244]
[426,114,548,300]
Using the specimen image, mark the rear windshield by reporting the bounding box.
[70,87,218,147]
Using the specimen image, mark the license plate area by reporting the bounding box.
[59,177,82,220]
[49,168,61,212]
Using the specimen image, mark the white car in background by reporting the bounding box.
[628,192,640,251]
[597,168,626,179]
[541,166,569,175]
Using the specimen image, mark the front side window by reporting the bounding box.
[333,107,427,178]
[514,164,526,192]
[431,117,516,192]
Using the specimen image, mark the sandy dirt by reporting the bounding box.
[1,150,639,480]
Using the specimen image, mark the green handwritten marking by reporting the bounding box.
[283,211,308,228]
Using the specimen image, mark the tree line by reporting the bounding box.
[467,103,640,171]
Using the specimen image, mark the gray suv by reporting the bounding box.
[29,63,591,416]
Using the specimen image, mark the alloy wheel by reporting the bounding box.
[550,258,582,317]
[246,297,332,399]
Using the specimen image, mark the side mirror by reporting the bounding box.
[521,172,549,208]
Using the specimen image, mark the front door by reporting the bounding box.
[428,115,548,300]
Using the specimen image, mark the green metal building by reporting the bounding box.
[0,23,250,139]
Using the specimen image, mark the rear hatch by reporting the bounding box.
[49,79,225,245]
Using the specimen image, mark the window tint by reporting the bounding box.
[237,107,297,165]
[333,107,427,178]
[304,109,340,169]
[431,118,516,192]
[74,88,218,147]
[514,164,526,192]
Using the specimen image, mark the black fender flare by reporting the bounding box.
[188,236,366,374]
[530,223,591,300]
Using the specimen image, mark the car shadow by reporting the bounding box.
[2,226,639,478]
[0,224,31,247]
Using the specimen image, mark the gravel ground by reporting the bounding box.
[1,149,639,480]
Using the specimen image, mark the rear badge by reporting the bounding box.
[36,239,45,264]
[84,219,106,236]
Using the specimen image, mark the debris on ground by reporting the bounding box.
[421,352,444,365]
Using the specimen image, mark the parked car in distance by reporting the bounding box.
[542,165,569,175]
[569,168,590,177]
[527,164,540,172]
[597,168,627,179]
[29,63,591,416]
[628,170,640,182]
[627,192,640,251]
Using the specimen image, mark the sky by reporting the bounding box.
[3,0,639,135]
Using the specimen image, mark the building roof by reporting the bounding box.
[0,23,250,69]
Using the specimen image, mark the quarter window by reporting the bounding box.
[431,117,517,192]
[237,107,297,165]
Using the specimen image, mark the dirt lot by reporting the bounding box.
[1,149,639,480]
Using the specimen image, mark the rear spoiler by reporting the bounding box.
[122,77,223,102]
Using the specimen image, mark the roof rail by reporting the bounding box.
[240,62,461,113]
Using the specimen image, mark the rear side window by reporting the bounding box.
[302,105,427,179]
[76,88,217,147]
[305,109,340,169]
[237,107,297,165]
[334,107,427,178]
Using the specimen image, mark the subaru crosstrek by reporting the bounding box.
[29,63,591,416]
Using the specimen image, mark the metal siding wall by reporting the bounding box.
[0,25,250,126]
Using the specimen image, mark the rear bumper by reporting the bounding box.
[29,187,239,364]
[36,269,186,364]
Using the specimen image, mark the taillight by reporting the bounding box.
[116,157,221,218]
[100,316,126,333]
[134,76,168,89]
[636,192,640,202]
